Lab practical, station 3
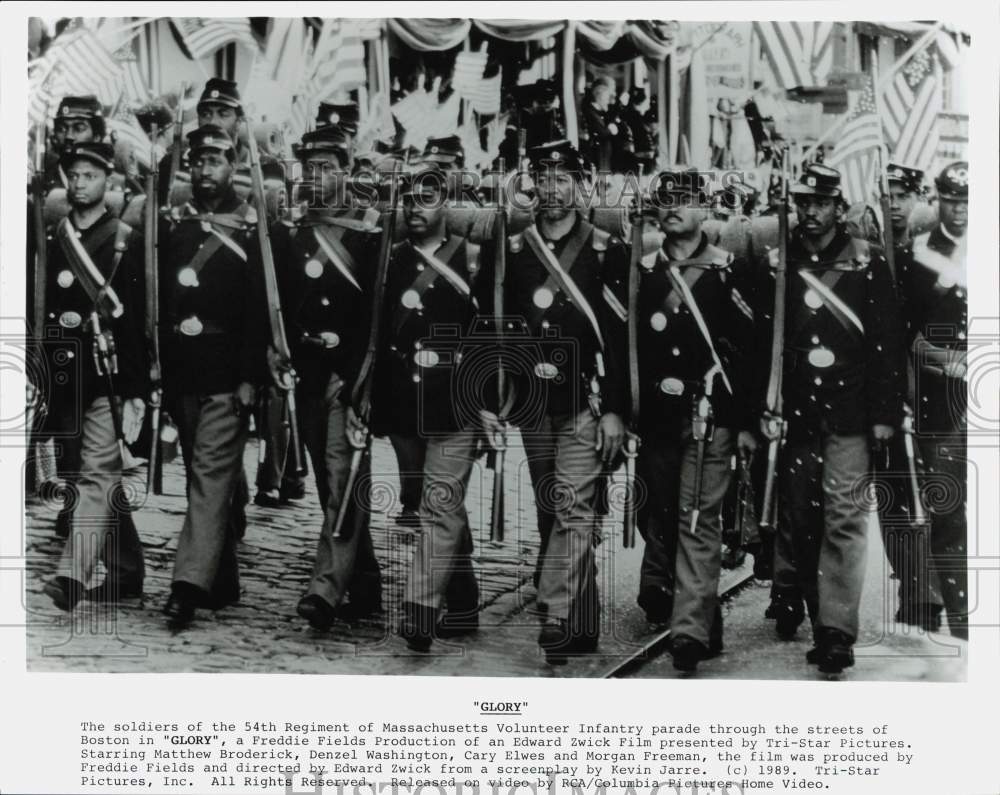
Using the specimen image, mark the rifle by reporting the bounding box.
[245,115,305,477]
[144,120,163,494]
[332,163,402,539]
[622,184,644,549]
[689,364,719,535]
[759,150,790,530]
[165,83,187,209]
[489,160,509,543]
[29,119,48,443]
[31,119,48,338]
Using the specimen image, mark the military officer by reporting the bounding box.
[899,162,969,639]
[633,169,758,672]
[367,163,484,652]
[478,140,628,664]
[39,141,147,609]
[272,123,384,630]
[873,163,945,631]
[760,164,905,674]
[158,125,268,627]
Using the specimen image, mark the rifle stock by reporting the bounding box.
[759,152,789,530]
[245,116,305,477]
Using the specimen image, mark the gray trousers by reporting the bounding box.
[638,425,734,646]
[399,430,478,611]
[56,397,144,587]
[525,410,602,621]
[775,432,870,639]
[172,392,248,596]
[301,376,381,610]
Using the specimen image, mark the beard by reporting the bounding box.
[192,179,224,202]
[68,192,104,212]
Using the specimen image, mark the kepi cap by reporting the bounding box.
[934,161,968,199]
[197,78,242,111]
[59,141,115,172]
[790,163,842,198]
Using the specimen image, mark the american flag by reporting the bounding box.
[28,58,58,125]
[754,21,835,89]
[311,19,366,103]
[881,48,942,173]
[392,81,461,151]
[46,28,123,107]
[826,74,885,204]
[114,40,150,104]
[108,105,164,170]
[453,49,501,115]
[174,18,259,60]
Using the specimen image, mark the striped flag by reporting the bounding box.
[754,21,835,89]
[114,40,149,104]
[355,18,384,41]
[452,48,501,115]
[311,19,366,102]
[173,18,258,59]
[46,28,123,107]
[880,48,942,172]
[453,49,489,94]
[108,106,164,170]
[826,75,884,204]
[28,58,58,125]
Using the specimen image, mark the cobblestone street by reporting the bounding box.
[24,434,966,681]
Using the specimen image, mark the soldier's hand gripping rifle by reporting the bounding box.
[332,163,402,540]
[759,150,790,530]
[621,185,645,549]
[489,161,510,543]
[143,117,164,494]
[689,364,719,535]
[245,115,305,477]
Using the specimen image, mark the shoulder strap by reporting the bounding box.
[523,224,605,350]
[55,218,125,318]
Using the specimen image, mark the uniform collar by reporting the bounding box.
[69,208,114,235]
[191,186,242,215]
[661,231,709,263]
[790,224,852,263]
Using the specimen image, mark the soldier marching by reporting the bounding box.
[27,69,971,673]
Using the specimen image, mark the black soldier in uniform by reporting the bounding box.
[159,125,268,627]
[479,140,628,664]
[633,169,759,672]
[873,163,945,631]
[760,164,905,673]
[45,96,107,190]
[272,123,384,630]
[154,78,289,514]
[39,142,147,609]
[366,164,485,651]
[899,162,969,639]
